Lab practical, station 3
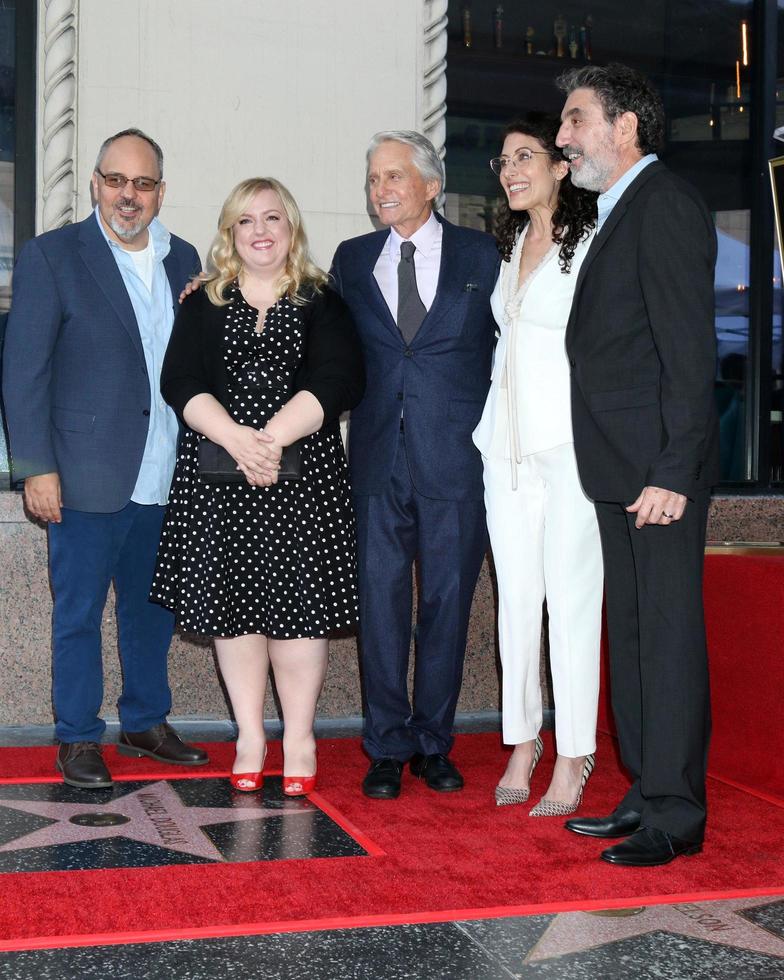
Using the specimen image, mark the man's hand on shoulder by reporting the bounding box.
[24,472,63,524]
[626,486,687,529]
[178,276,204,305]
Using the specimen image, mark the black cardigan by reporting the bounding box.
[161,284,365,430]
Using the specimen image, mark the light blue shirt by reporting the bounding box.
[596,154,658,230]
[94,208,179,504]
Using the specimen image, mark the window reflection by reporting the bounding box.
[444,0,766,485]
[0,1,14,314]
[772,238,783,483]
[714,213,752,481]
[0,1,14,483]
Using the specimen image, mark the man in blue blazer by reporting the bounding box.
[331,131,498,798]
[2,129,208,788]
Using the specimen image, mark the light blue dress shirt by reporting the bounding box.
[94,208,179,505]
[596,154,658,230]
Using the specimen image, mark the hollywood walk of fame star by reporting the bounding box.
[0,780,314,862]
[526,897,784,963]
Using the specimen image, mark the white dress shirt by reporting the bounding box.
[373,210,442,321]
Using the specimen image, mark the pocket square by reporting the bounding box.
[463,282,479,292]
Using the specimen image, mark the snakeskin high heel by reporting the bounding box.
[528,753,595,817]
[494,735,544,806]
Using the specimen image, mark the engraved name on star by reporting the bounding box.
[0,781,313,862]
[526,898,784,963]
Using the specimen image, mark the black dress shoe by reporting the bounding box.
[363,758,404,799]
[117,722,209,766]
[565,806,641,839]
[56,742,112,789]
[601,827,702,867]
[410,753,464,792]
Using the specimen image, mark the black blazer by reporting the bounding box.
[565,161,720,502]
[161,284,365,431]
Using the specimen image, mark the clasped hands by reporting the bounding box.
[227,424,283,486]
[626,485,687,529]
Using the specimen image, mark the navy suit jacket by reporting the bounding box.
[331,215,498,501]
[2,214,201,512]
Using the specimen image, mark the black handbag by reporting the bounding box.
[197,436,303,483]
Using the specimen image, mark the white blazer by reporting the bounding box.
[472,229,593,469]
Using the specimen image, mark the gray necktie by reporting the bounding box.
[397,240,426,344]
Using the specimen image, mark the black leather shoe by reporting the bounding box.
[565,806,642,839]
[117,723,209,766]
[56,742,112,789]
[601,827,702,867]
[410,753,464,792]
[363,758,404,799]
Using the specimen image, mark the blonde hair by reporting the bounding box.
[203,177,327,306]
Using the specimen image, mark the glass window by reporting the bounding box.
[714,209,751,481]
[445,0,777,487]
[771,6,784,483]
[0,1,15,483]
[0,0,32,487]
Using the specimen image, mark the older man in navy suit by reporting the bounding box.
[331,131,498,799]
[2,129,208,788]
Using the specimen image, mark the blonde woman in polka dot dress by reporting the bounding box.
[151,178,365,795]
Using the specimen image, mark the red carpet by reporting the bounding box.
[598,552,784,804]
[702,552,784,801]
[1,732,783,951]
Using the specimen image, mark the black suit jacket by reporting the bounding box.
[566,161,719,503]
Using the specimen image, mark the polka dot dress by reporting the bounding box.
[151,288,358,639]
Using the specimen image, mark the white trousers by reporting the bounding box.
[483,442,603,757]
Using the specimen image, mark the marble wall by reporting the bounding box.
[1,491,781,728]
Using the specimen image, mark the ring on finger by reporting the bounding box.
[662,512,674,519]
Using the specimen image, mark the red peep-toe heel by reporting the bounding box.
[230,771,264,792]
[282,773,317,797]
[230,748,266,793]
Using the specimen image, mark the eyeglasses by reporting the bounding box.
[489,149,550,176]
[95,169,161,192]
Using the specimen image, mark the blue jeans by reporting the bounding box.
[48,501,174,742]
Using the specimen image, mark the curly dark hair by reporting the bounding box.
[494,114,597,274]
[556,63,665,156]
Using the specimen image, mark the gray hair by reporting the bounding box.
[366,130,445,198]
[94,127,164,178]
[557,64,664,156]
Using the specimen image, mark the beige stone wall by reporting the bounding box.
[1,493,781,728]
[55,0,435,266]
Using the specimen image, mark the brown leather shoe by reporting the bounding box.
[56,741,113,789]
[117,722,209,766]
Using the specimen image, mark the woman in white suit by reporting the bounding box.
[473,114,603,816]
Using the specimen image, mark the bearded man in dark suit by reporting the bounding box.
[555,65,719,866]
